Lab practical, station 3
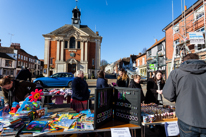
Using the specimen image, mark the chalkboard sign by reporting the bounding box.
[113,87,141,126]
[94,87,114,129]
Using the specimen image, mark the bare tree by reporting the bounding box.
[100,59,109,70]
[142,48,147,54]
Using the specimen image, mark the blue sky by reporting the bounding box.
[0,0,196,63]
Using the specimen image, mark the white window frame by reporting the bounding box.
[18,54,20,59]
[142,57,145,65]
[194,5,204,21]
[173,23,179,34]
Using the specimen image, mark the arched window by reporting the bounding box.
[70,37,75,48]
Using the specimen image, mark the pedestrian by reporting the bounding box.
[145,70,165,105]
[116,68,129,87]
[96,70,109,89]
[71,70,90,113]
[16,66,32,82]
[0,76,36,111]
[163,53,206,137]
[129,75,145,103]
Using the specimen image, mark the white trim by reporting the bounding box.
[85,41,88,61]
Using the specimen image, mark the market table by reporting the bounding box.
[19,120,141,137]
[41,94,95,109]
[141,118,178,137]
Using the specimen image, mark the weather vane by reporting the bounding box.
[76,0,78,7]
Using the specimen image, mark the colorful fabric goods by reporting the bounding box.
[29,89,43,102]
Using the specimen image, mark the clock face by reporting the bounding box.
[74,20,78,24]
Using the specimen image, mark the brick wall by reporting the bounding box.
[49,41,57,68]
[88,42,96,69]
[64,49,81,62]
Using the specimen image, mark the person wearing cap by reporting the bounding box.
[16,66,32,82]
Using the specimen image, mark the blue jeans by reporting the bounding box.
[178,119,206,137]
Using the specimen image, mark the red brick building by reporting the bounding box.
[163,0,206,78]
[43,6,102,78]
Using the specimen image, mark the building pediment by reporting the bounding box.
[66,58,79,64]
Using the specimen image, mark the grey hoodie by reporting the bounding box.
[163,59,206,128]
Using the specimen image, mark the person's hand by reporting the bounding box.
[3,105,9,112]
[156,90,162,94]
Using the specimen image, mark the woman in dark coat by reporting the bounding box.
[71,70,90,112]
[145,70,165,105]
[129,75,145,103]
[96,70,109,89]
[116,68,129,87]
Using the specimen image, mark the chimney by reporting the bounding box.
[139,53,141,56]
[156,39,158,42]
[184,6,187,11]
[96,31,99,36]
[10,43,20,49]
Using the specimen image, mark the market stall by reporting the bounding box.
[0,87,142,137]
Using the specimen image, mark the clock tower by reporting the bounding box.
[72,6,81,28]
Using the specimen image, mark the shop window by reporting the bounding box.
[92,59,95,66]
[3,70,6,75]
[10,70,14,75]
[69,37,75,48]
[197,44,206,51]
[5,60,12,67]
[78,41,80,49]
[18,61,21,66]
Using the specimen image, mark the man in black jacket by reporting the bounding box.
[163,53,206,137]
[16,66,31,82]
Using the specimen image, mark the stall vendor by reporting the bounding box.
[0,76,36,111]
[71,70,90,113]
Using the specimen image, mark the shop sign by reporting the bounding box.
[189,32,204,44]
[149,64,156,71]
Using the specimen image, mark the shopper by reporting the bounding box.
[116,68,129,87]
[163,53,206,137]
[145,70,165,105]
[1,76,36,111]
[96,70,109,89]
[16,66,32,82]
[71,70,90,113]
[129,75,145,103]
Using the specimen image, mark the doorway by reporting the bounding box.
[68,64,76,74]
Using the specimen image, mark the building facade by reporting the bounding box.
[0,52,16,78]
[146,38,166,78]
[135,53,147,77]
[163,0,206,78]
[43,6,102,78]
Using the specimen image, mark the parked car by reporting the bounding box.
[33,72,74,87]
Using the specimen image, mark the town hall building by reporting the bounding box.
[43,6,102,78]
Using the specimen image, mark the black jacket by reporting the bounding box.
[3,80,36,107]
[116,77,129,87]
[129,79,145,103]
[72,77,90,101]
[163,59,206,128]
[96,78,109,89]
[16,69,32,82]
[145,78,164,104]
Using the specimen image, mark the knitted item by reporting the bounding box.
[51,96,66,105]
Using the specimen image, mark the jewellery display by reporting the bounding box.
[116,102,138,109]
[115,112,138,122]
[96,109,112,124]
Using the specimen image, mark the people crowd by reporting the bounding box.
[1,53,205,137]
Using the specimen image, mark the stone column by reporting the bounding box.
[85,41,88,61]
[56,40,60,61]
[61,41,64,61]
[44,38,50,77]
[81,41,84,61]
[75,40,77,49]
